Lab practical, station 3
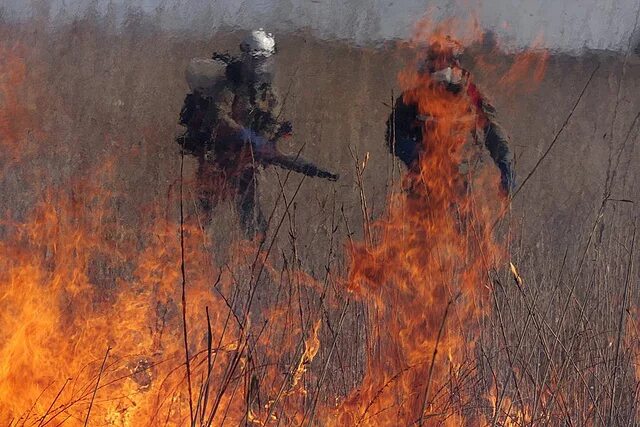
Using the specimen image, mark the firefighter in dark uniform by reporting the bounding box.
[178,30,338,239]
[387,37,515,196]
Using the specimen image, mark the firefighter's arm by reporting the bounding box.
[212,85,271,148]
[255,83,292,140]
[476,97,512,170]
[212,85,243,134]
[469,83,516,194]
[483,119,515,195]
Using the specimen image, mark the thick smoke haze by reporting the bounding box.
[2,0,639,52]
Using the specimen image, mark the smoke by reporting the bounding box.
[2,0,639,52]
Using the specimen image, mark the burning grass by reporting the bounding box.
[0,18,639,427]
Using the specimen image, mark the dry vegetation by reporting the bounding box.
[0,15,639,426]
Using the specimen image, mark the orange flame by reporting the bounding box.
[329,29,508,425]
[0,35,328,424]
[289,320,322,394]
[0,176,330,425]
[499,35,549,94]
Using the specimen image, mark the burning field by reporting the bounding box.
[1,12,640,427]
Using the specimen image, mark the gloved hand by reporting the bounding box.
[239,128,270,149]
[498,161,516,196]
[278,121,293,136]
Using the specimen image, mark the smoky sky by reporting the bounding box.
[2,0,639,52]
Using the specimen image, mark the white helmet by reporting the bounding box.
[240,29,276,57]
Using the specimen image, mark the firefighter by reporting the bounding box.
[177,29,338,239]
[386,37,516,196]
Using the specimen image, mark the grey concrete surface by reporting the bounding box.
[2,0,640,52]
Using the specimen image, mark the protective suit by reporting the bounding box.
[177,30,338,239]
[386,39,515,195]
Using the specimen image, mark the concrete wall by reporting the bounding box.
[3,0,640,52]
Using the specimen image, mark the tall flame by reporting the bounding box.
[332,31,508,425]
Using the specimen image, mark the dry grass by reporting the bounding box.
[1,16,639,426]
